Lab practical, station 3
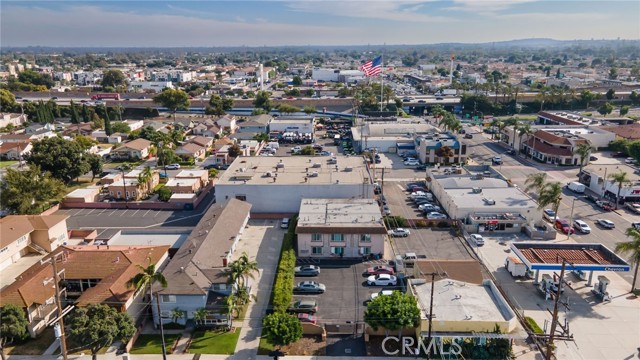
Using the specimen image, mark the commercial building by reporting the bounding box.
[268,116,315,134]
[215,156,375,213]
[351,123,439,153]
[416,131,467,165]
[296,198,386,258]
[501,125,614,151]
[426,172,540,232]
[311,68,340,82]
[521,129,591,166]
[578,164,640,203]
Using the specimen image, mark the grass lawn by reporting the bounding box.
[189,328,241,354]
[257,336,275,355]
[5,328,56,355]
[0,160,17,168]
[129,334,181,354]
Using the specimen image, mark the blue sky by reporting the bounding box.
[1,1,638,47]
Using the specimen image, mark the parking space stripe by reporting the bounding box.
[85,209,96,215]
[143,209,151,217]
[120,210,129,217]
[131,209,140,216]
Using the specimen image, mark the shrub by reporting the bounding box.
[271,216,298,313]
[525,316,543,334]
[437,221,450,228]
[384,215,408,228]
[157,186,172,201]
[415,220,427,228]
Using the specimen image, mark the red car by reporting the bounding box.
[297,313,317,324]
[554,219,575,234]
[366,265,395,276]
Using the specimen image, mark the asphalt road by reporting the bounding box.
[464,126,640,286]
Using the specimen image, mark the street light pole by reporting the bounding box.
[567,198,576,241]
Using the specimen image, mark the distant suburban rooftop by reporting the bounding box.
[296,198,386,234]
[446,188,535,209]
[66,187,99,197]
[216,156,369,185]
[510,243,630,271]
[166,178,198,187]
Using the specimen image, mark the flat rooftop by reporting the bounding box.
[412,279,511,322]
[296,198,386,233]
[217,156,370,185]
[176,169,207,177]
[447,188,535,209]
[436,176,509,189]
[511,242,630,271]
[107,231,191,248]
[584,164,640,183]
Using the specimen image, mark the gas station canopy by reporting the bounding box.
[510,243,630,272]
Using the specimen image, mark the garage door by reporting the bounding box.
[0,257,13,271]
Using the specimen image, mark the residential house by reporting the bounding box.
[0,141,31,160]
[172,119,196,131]
[176,169,210,188]
[99,172,123,185]
[124,169,160,190]
[63,123,94,137]
[176,143,206,161]
[0,133,39,144]
[522,129,591,165]
[188,136,214,150]
[91,130,123,144]
[0,113,28,128]
[216,115,237,133]
[65,187,101,203]
[108,179,143,200]
[165,178,201,194]
[0,245,169,337]
[110,138,152,160]
[236,114,272,133]
[124,120,145,131]
[25,123,55,135]
[153,199,251,327]
[193,119,223,138]
[296,199,386,258]
[0,215,69,271]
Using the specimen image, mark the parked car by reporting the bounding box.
[388,228,410,237]
[366,265,395,276]
[626,203,640,214]
[293,281,326,294]
[469,234,485,246]
[367,274,398,286]
[573,220,591,234]
[632,222,640,230]
[589,156,598,161]
[595,200,613,211]
[404,160,420,166]
[288,299,317,314]
[426,212,447,220]
[464,134,473,139]
[492,156,503,165]
[596,219,615,229]
[506,149,516,155]
[165,163,180,170]
[419,204,441,212]
[584,194,599,203]
[280,218,290,229]
[369,290,394,302]
[294,265,320,277]
[416,164,428,170]
[543,209,556,222]
[625,157,636,164]
[297,313,317,324]
[554,219,575,234]
[382,205,391,215]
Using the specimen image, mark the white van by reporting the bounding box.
[280,218,290,229]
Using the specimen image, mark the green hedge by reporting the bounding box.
[271,216,297,313]
[524,316,543,334]
[384,215,408,228]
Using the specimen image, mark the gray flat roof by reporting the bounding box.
[297,198,385,232]
[108,231,190,248]
[437,176,509,189]
[412,279,510,322]
[447,188,535,209]
[217,156,370,185]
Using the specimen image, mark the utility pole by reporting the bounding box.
[155,295,168,360]
[43,253,69,360]
[425,271,446,360]
[545,257,574,360]
[566,199,576,241]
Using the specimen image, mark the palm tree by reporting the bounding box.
[227,252,259,290]
[524,173,548,194]
[538,182,564,220]
[616,228,640,293]
[436,146,454,165]
[574,143,592,174]
[171,308,185,325]
[518,124,533,156]
[193,308,208,328]
[610,171,630,209]
[136,166,153,195]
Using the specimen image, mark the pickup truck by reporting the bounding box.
[595,200,613,211]
[625,202,640,214]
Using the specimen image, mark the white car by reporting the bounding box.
[292,146,302,153]
[573,220,591,234]
[543,209,556,222]
[382,206,391,215]
[369,290,394,301]
[404,160,420,166]
[367,274,398,286]
[625,157,636,164]
[493,156,503,164]
[388,228,410,237]
[596,219,615,229]
[426,212,447,220]
[469,234,485,246]
[165,163,181,170]
[418,204,441,212]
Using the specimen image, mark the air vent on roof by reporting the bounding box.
[482,198,496,205]
[472,187,482,193]
[344,167,353,172]
[276,162,285,168]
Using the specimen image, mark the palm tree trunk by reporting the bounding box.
[616,186,622,209]
[631,261,639,293]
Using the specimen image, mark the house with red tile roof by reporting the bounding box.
[523,129,591,165]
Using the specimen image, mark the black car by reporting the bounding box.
[464,134,473,139]
[506,149,516,155]
[584,194,599,203]
[589,156,598,161]
[416,164,427,170]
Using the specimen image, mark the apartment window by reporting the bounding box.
[311,234,322,242]
[331,247,345,256]
[359,247,371,255]
[311,247,323,254]
[330,234,344,242]
[360,234,371,242]
[161,295,176,303]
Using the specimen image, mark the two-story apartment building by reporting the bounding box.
[236,114,272,133]
[0,215,69,271]
[153,199,251,327]
[296,198,386,258]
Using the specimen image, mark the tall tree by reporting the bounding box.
[610,171,630,209]
[0,304,29,360]
[616,228,640,293]
[153,89,190,122]
[26,137,90,183]
[208,94,234,116]
[70,100,80,124]
[620,105,630,117]
[537,182,564,221]
[253,91,273,112]
[518,124,534,158]
[364,291,420,337]
[66,304,135,360]
[574,143,592,174]
[606,88,616,101]
[81,104,90,123]
[0,166,65,214]
[524,173,548,194]
[261,313,303,349]
[226,252,259,290]
[103,105,113,136]
[101,69,127,89]
[580,90,597,109]
[86,153,104,181]
[0,89,17,112]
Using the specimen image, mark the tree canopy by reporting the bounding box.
[261,313,302,348]
[101,69,127,89]
[0,303,29,359]
[253,91,273,112]
[0,165,66,215]
[26,137,91,183]
[364,291,420,336]
[153,89,190,120]
[208,94,234,115]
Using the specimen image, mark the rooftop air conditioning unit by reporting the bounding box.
[276,162,285,168]
[483,198,496,205]
[472,187,482,194]
[312,163,321,168]
[344,167,353,172]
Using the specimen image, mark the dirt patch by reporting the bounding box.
[283,336,326,356]
[366,335,416,357]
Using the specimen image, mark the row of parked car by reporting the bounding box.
[542,208,618,235]
[406,184,448,220]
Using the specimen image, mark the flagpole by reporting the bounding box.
[380,52,384,112]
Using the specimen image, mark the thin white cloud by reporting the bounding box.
[286,1,454,23]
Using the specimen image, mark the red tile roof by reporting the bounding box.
[524,138,573,157]
[601,123,640,140]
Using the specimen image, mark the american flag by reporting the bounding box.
[360,56,382,76]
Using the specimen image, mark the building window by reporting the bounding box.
[360,234,371,242]
[236,195,247,201]
[161,295,176,303]
[311,247,323,254]
[359,247,371,255]
[331,247,345,256]
[311,234,322,242]
[330,234,344,242]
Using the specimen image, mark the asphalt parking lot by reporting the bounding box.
[293,260,403,325]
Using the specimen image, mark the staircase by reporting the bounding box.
[28,243,49,256]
